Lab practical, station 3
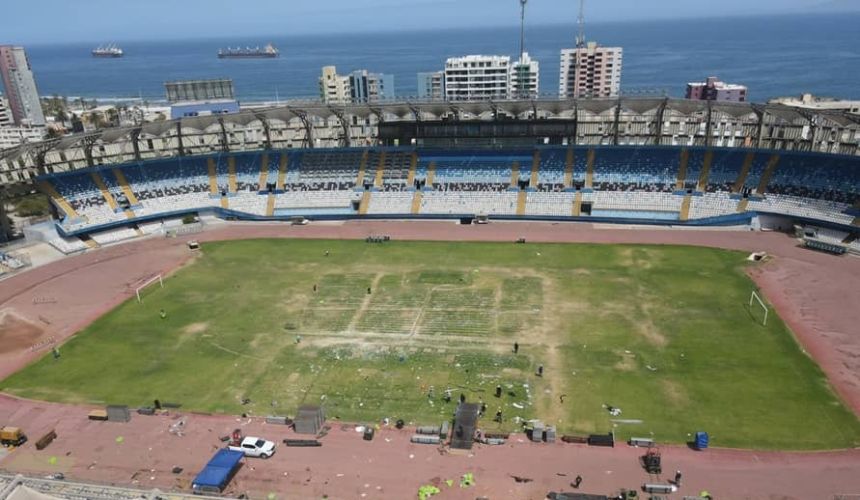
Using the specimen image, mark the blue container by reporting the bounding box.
[695,431,710,450]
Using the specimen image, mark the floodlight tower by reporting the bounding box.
[576,0,586,49]
[519,0,528,61]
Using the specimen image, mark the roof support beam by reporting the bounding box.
[255,113,272,150]
[176,121,185,157]
[704,100,714,148]
[218,118,230,153]
[329,107,351,148]
[291,109,314,149]
[752,104,767,150]
[653,98,668,146]
[129,128,142,161]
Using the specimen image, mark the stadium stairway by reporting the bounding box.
[732,153,756,193]
[207,158,219,194]
[227,156,237,193]
[220,194,229,209]
[266,193,276,216]
[755,154,781,195]
[853,201,860,227]
[359,191,372,215]
[516,190,527,215]
[680,194,692,221]
[426,161,437,186]
[736,198,749,213]
[530,150,540,188]
[564,148,574,188]
[277,154,289,190]
[407,152,418,186]
[374,151,386,188]
[111,169,140,206]
[696,150,714,192]
[258,153,269,189]
[573,191,583,216]
[411,190,423,214]
[89,172,118,211]
[37,180,79,219]
[676,149,690,191]
[585,149,595,189]
[81,235,99,249]
[510,161,520,188]
[356,150,369,186]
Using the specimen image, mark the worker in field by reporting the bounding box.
[513,342,519,354]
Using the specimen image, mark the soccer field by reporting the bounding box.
[4,239,859,450]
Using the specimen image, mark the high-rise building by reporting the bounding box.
[0,46,46,126]
[444,55,511,102]
[319,66,350,104]
[348,69,394,103]
[0,96,12,127]
[559,42,623,98]
[686,76,748,103]
[417,72,444,101]
[320,66,393,104]
[510,53,540,100]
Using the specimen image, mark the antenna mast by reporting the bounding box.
[576,0,586,48]
[519,0,528,60]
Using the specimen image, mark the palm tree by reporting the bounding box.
[87,112,105,130]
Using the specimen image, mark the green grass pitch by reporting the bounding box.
[4,239,859,450]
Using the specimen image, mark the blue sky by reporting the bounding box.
[3,0,849,44]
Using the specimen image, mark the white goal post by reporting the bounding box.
[749,290,769,326]
[136,274,164,303]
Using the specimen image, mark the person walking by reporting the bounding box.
[513,342,519,354]
[573,475,582,488]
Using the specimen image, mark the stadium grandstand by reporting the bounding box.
[0,97,858,253]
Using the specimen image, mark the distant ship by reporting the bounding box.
[92,44,124,58]
[218,43,279,59]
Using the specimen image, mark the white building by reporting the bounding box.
[769,94,860,116]
[444,55,511,102]
[319,66,350,104]
[320,66,394,104]
[0,96,12,127]
[510,53,540,100]
[559,42,623,98]
[0,125,46,150]
[0,46,46,126]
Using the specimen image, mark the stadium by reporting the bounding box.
[0,98,859,499]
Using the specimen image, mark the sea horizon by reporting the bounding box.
[16,12,860,104]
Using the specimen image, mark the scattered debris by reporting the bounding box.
[511,475,533,483]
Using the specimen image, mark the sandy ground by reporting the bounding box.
[0,394,858,500]
[0,220,859,499]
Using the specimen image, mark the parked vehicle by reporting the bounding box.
[0,427,27,447]
[228,436,276,458]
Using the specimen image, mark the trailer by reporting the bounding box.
[191,449,243,495]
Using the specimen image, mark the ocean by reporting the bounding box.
[22,13,860,104]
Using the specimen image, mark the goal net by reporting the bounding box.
[136,274,164,303]
[748,290,769,326]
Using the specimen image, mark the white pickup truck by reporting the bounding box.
[228,437,276,459]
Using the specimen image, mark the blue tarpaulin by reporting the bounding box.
[192,449,243,492]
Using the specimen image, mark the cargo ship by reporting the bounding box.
[218,43,279,59]
[92,44,124,58]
